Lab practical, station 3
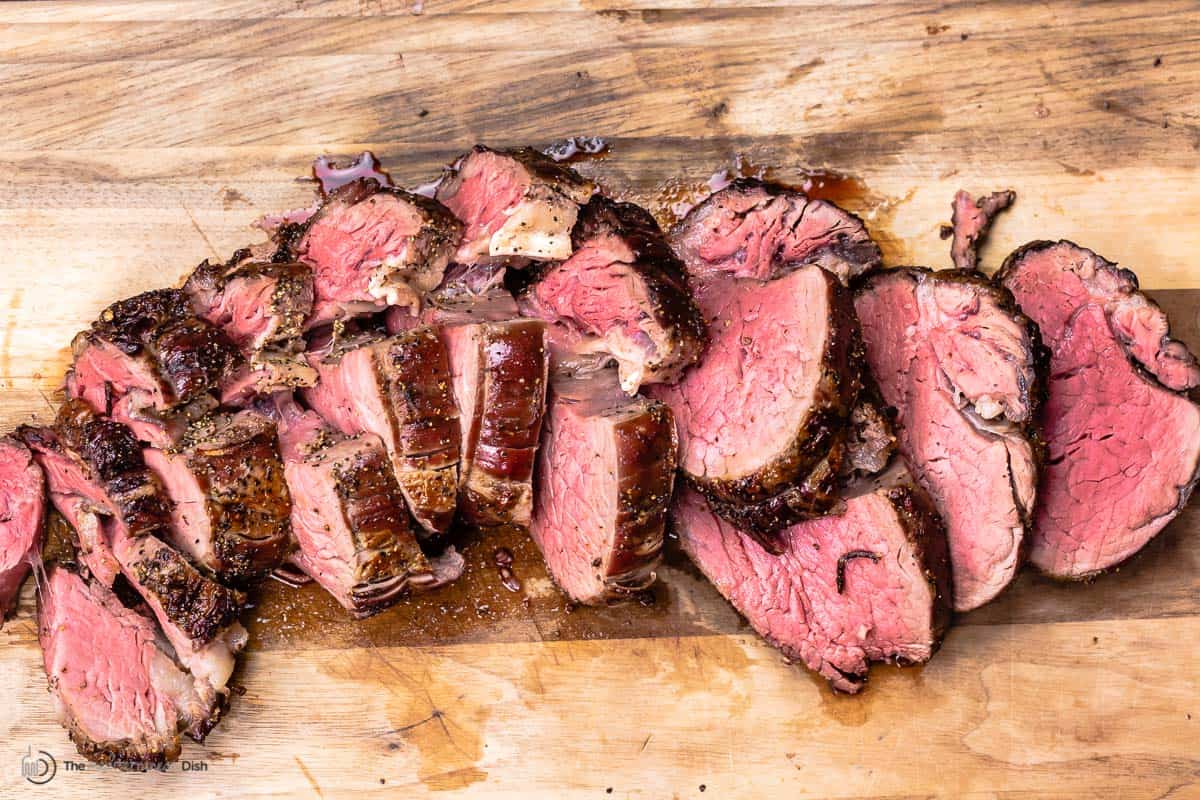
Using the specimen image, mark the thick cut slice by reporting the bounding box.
[948,189,1014,272]
[442,319,549,529]
[38,564,204,771]
[997,241,1200,578]
[671,178,881,285]
[855,268,1043,611]
[272,396,436,616]
[67,289,242,446]
[303,329,461,536]
[144,410,291,583]
[0,436,45,623]
[436,145,594,264]
[649,266,860,534]
[672,460,952,693]
[530,372,676,605]
[287,179,462,326]
[517,196,708,392]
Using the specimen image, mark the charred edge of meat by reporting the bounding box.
[949,189,1015,272]
[852,264,1051,433]
[695,431,846,547]
[690,287,862,506]
[996,239,1200,397]
[671,177,883,276]
[882,481,955,639]
[840,384,898,479]
[835,550,881,594]
[130,545,244,643]
[64,722,178,773]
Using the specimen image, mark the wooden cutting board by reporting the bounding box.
[1,2,1197,797]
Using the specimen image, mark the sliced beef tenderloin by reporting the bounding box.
[530,371,676,605]
[997,241,1200,578]
[435,145,594,265]
[671,178,881,285]
[303,328,461,536]
[144,410,291,583]
[185,256,318,401]
[516,195,708,392]
[672,457,952,693]
[948,189,1015,272]
[39,564,206,770]
[648,265,861,537]
[271,395,437,616]
[0,436,45,623]
[854,268,1043,611]
[67,289,242,446]
[441,318,549,530]
[285,179,462,327]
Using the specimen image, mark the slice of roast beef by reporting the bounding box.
[441,318,549,530]
[68,289,242,446]
[529,371,676,605]
[384,263,520,333]
[948,189,1015,271]
[271,395,437,616]
[516,195,708,392]
[435,145,594,265]
[671,178,881,285]
[303,328,461,536]
[997,241,1200,578]
[185,257,318,401]
[144,410,291,583]
[285,179,462,326]
[854,268,1044,611]
[672,457,952,693]
[39,564,206,770]
[0,436,45,623]
[648,265,860,536]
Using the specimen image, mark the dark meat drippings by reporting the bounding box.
[493,547,521,593]
[312,151,393,198]
[543,136,609,162]
[836,549,881,594]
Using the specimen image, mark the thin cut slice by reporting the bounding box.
[303,329,461,536]
[948,189,1014,271]
[997,240,1200,578]
[144,410,292,583]
[517,195,708,392]
[38,564,204,771]
[0,436,45,623]
[671,178,881,285]
[436,145,594,264]
[288,179,462,326]
[854,268,1043,611]
[648,265,860,535]
[672,460,952,693]
[272,395,437,616]
[530,371,676,605]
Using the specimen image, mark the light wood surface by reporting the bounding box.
[1,2,1198,798]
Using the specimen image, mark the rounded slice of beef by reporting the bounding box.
[854,268,1044,611]
[290,179,462,327]
[517,195,708,392]
[0,436,45,623]
[649,265,860,531]
[38,564,200,770]
[997,241,1200,578]
[672,460,952,694]
[435,145,594,265]
[671,178,881,285]
[530,372,676,605]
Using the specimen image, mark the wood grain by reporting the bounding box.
[0,2,1198,798]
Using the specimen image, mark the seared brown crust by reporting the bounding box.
[124,538,244,644]
[185,257,313,347]
[604,399,677,597]
[883,477,955,646]
[949,189,1015,272]
[688,275,862,531]
[62,713,179,772]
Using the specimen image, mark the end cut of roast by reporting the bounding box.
[0,436,45,623]
[436,145,594,265]
[672,456,952,693]
[517,195,707,392]
[997,240,1200,578]
[529,371,676,605]
[39,564,211,770]
[854,268,1043,611]
[948,189,1014,272]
